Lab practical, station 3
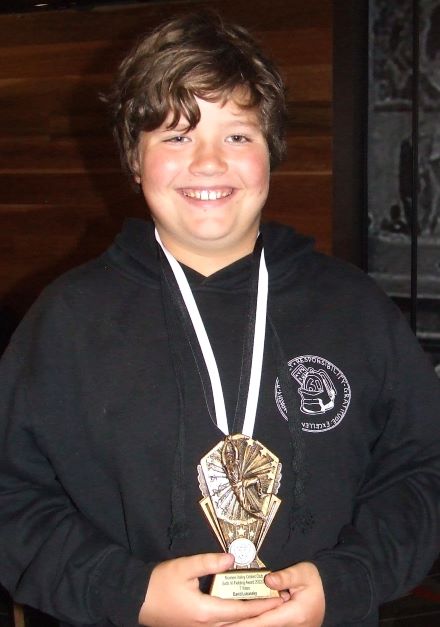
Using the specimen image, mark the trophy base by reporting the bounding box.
[210,569,279,599]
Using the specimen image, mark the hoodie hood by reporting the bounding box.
[102,218,315,289]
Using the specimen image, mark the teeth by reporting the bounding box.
[182,189,232,200]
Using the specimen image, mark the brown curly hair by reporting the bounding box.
[103,11,287,176]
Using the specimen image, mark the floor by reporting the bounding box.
[1,558,439,626]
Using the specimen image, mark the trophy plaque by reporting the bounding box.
[198,434,282,599]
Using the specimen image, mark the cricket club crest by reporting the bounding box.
[275,355,351,432]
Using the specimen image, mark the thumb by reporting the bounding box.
[264,566,298,591]
[184,552,235,578]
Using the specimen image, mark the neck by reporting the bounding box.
[175,251,248,276]
[156,233,259,276]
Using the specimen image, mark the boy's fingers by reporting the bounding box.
[178,552,235,578]
[211,596,283,622]
[265,568,296,591]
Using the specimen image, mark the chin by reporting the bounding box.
[187,222,234,242]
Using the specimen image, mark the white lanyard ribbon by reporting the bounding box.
[155,229,268,438]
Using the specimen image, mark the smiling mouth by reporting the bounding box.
[180,188,233,201]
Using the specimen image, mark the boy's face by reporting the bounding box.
[135,96,270,271]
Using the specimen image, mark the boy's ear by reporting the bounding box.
[131,154,141,184]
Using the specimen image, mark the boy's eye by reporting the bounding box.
[227,134,250,144]
[164,135,190,143]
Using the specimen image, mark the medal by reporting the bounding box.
[156,230,282,599]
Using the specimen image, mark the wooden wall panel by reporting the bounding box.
[0,0,332,316]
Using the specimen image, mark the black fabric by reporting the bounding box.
[268,316,308,525]
[158,234,263,436]
[159,279,189,547]
[0,219,439,627]
[230,234,263,435]
[158,234,267,549]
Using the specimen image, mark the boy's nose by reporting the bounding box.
[189,142,227,176]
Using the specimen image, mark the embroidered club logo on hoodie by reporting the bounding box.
[275,355,351,432]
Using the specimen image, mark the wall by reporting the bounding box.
[0,0,332,317]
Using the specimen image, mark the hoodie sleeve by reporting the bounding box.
[312,301,440,625]
[0,292,152,626]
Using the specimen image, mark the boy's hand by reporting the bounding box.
[227,562,325,627]
[138,552,283,627]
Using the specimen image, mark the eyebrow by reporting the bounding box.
[228,116,259,124]
[158,113,261,133]
[224,120,262,133]
[160,125,190,133]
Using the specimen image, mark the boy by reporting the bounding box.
[1,12,439,627]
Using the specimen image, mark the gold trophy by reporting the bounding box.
[198,434,282,599]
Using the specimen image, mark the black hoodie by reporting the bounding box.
[0,220,439,627]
